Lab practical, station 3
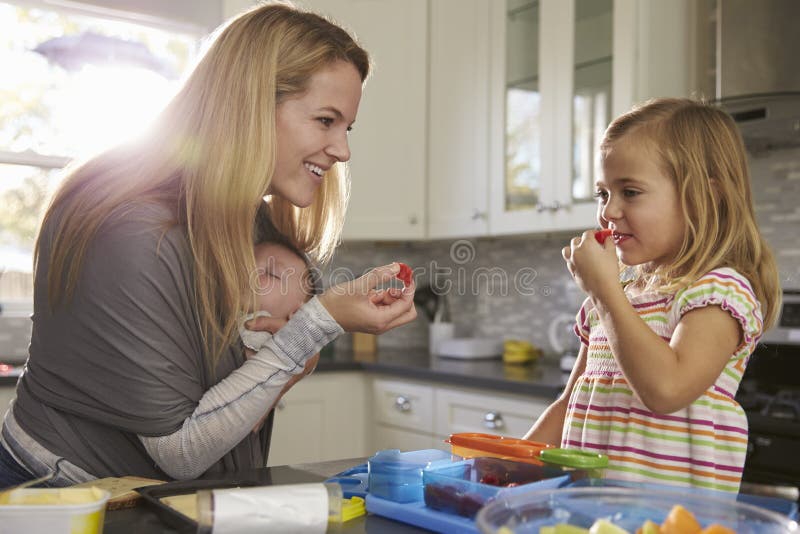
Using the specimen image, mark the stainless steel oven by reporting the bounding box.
[736,291,800,502]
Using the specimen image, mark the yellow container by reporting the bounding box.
[0,487,110,534]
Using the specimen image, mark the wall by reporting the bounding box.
[327,146,800,355]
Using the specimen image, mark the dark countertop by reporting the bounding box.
[315,347,566,399]
[1,349,567,399]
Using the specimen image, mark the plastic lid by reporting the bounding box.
[539,448,609,469]
[446,433,553,459]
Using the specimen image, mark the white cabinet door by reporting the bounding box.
[0,386,16,419]
[488,0,597,236]
[435,386,550,439]
[303,0,428,240]
[268,372,367,466]
[427,0,491,238]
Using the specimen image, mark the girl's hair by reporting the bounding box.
[600,97,781,328]
[37,1,369,367]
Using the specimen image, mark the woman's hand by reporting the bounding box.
[563,230,619,300]
[318,262,417,334]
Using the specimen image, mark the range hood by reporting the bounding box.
[714,0,800,151]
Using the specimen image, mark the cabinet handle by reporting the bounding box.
[394,395,412,413]
[483,411,504,430]
[535,201,562,213]
[409,215,419,225]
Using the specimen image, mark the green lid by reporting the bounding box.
[539,448,608,469]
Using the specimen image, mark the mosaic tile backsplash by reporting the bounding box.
[326,146,800,355]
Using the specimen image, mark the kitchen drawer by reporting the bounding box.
[372,424,441,453]
[372,378,434,433]
[435,386,549,438]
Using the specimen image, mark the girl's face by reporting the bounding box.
[268,60,363,208]
[596,136,685,269]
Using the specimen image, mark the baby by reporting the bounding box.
[239,240,316,351]
[240,239,319,432]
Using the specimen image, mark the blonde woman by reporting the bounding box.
[525,98,780,492]
[0,3,416,485]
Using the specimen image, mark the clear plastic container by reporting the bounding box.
[367,449,452,503]
[422,457,576,518]
[446,433,553,465]
[476,486,800,534]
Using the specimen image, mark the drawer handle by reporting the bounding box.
[395,395,412,413]
[484,411,504,430]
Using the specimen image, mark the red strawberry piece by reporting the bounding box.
[396,262,413,286]
[594,228,613,244]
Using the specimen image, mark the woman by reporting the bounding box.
[0,2,416,485]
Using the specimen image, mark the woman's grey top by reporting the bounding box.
[3,202,342,481]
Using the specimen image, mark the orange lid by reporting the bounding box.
[446,433,554,459]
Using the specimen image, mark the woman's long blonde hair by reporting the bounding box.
[601,97,781,328]
[37,2,370,367]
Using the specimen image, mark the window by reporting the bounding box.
[0,2,200,311]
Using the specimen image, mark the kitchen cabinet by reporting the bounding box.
[299,0,429,240]
[426,0,492,238]
[371,376,550,453]
[0,385,15,417]
[268,371,367,466]
[371,377,441,452]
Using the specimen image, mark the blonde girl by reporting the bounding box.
[525,98,780,492]
[0,2,416,486]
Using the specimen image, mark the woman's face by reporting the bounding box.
[269,60,363,208]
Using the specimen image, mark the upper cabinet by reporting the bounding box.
[300,0,428,240]
[486,0,613,235]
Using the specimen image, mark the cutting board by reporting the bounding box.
[71,476,165,510]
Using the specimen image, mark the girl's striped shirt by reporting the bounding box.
[563,268,763,493]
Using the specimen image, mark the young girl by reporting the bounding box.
[524,98,781,493]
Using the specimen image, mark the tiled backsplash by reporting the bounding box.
[327,146,800,354]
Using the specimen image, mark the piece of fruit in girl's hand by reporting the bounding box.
[594,228,613,244]
[396,262,413,286]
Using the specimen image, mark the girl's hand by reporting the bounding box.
[318,262,417,333]
[563,229,619,300]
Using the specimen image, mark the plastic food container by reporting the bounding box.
[422,457,577,518]
[0,487,111,534]
[368,449,452,503]
[539,447,608,478]
[446,433,553,465]
[475,486,800,534]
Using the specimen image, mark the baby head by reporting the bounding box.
[249,240,316,320]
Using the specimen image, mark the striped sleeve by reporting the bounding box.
[573,297,593,346]
[674,268,763,355]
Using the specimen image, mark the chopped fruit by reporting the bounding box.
[699,525,735,534]
[636,520,662,534]
[479,474,500,486]
[661,505,702,534]
[594,228,613,244]
[589,519,630,534]
[396,262,413,286]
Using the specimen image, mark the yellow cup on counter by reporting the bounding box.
[502,340,541,365]
[0,487,110,534]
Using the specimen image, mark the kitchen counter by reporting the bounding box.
[104,457,432,533]
[316,347,566,398]
[1,348,568,399]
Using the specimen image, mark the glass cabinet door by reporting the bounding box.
[503,0,541,212]
[571,0,613,202]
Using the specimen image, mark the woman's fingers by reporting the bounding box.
[358,262,402,293]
